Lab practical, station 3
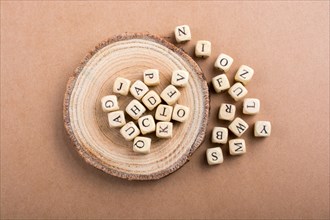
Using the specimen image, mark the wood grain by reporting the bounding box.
[63,33,209,180]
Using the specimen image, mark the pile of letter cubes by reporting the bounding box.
[173,24,271,166]
[101,69,190,154]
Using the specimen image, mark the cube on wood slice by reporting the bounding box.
[101,95,119,112]
[172,104,190,122]
[160,85,181,105]
[138,115,156,135]
[120,121,140,141]
[130,80,149,100]
[113,77,131,96]
[155,104,173,122]
[143,69,160,86]
[107,110,126,128]
[133,136,151,154]
[156,122,173,138]
[142,90,161,111]
[171,70,189,87]
[126,99,146,120]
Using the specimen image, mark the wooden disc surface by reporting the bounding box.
[63,33,209,180]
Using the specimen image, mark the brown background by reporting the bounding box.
[1,1,329,219]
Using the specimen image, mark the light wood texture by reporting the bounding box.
[63,33,209,180]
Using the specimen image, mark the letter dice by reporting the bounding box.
[206,147,224,165]
[120,121,140,141]
[171,70,189,87]
[212,74,230,93]
[125,99,146,120]
[160,85,181,105]
[214,53,233,72]
[143,69,160,86]
[228,117,249,137]
[229,139,246,155]
[211,127,228,144]
[113,77,131,96]
[195,40,211,58]
[156,122,173,138]
[142,90,161,111]
[138,115,156,135]
[174,25,191,43]
[155,104,173,122]
[133,136,151,154]
[107,110,126,128]
[130,80,149,100]
[172,104,190,122]
[228,82,248,101]
[243,98,260,115]
[254,121,271,137]
[101,95,119,112]
[235,65,254,85]
[218,103,236,121]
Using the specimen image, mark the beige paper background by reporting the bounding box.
[1,1,329,219]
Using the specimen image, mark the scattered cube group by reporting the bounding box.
[101,69,191,154]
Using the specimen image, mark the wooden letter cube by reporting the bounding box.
[218,103,236,121]
[133,136,151,154]
[206,147,224,165]
[229,139,246,155]
[214,53,233,72]
[235,65,254,85]
[254,121,271,137]
[125,99,146,120]
[143,69,160,86]
[174,25,191,43]
[138,115,156,135]
[172,104,190,122]
[156,122,173,138]
[228,117,249,137]
[107,110,126,128]
[101,95,119,112]
[211,127,228,144]
[120,121,140,141]
[171,70,189,87]
[155,104,173,122]
[228,82,248,101]
[160,85,181,105]
[113,77,131,96]
[195,40,211,58]
[243,98,260,115]
[130,80,149,100]
[142,90,161,111]
[212,74,230,93]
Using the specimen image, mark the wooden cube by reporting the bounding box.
[206,147,224,165]
[155,104,173,122]
[130,80,149,100]
[228,82,248,101]
[228,117,249,137]
[160,85,181,105]
[125,99,146,120]
[211,127,228,144]
[243,98,260,115]
[212,74,230,93]
[172,104,190,122]
[143,69,160,86]
[156,122,173,138]
[218,103,236,121]
[120,121,140,141]
[142,90,161,111]
[138,115,156,135]
[195,40,211,58]
[229,139,246,155]
[254,121,271,137]
[113,77,131,96]
[174,25,191,43]
[101,95,119,112]
[214,53,233,72]
[171,70,189,87]
[133,136,151,154]
[107,110,126,128]
[235,65,254,85]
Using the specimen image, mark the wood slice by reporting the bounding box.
[63,33,209,180]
